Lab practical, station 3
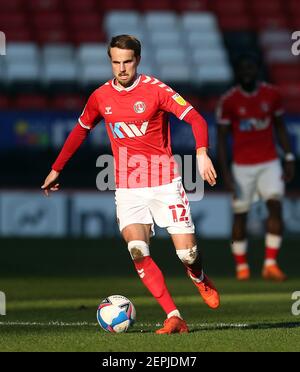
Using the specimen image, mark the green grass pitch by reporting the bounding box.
[0,238,299,352]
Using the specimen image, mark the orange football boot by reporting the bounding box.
[155,316,189,335]
[236,267,250,281]
[262,264,287,282]
[190,273,220,309]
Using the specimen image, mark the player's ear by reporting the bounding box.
[136,55,141,66]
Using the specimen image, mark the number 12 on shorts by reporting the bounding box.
[169,204,189,223]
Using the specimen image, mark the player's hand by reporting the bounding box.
[283,160,295,183]
[196,148,217,187]
[41,169,60,196]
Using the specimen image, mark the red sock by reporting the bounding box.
[133,256,177,315]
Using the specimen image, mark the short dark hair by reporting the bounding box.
[107,34,141,58]
[233,52,261,70]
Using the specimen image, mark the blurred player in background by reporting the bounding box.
[217,53,295,281]
[41,35,220,334]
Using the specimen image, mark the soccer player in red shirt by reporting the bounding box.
[217,53,295,281]
[41,35,220,334]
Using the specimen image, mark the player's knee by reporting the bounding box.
[128,240,150,263]
[176,246,198,265]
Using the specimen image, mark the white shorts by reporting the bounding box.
[115,178,195,235]
[232,159,285,214]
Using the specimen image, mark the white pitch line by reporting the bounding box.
[0,321,249,329]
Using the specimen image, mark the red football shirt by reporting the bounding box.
[79,74,197,188]
[217,82,284,165]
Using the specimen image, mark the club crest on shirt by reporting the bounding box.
[172,93,187,106]
[134,101,146,113]
[105,107,112,115]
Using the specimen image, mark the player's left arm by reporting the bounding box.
[274,115,295,183]
[157,87,216,186]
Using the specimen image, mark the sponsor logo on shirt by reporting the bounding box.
[239,118,270,131]
[109,121,149,138]
[105,107,112,115]
[133,101,146,114]
[172,93,187,106]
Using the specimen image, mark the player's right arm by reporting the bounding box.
[216,96,234,192]
[41,91,102,196]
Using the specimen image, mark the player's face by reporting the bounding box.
[110,47,140,87]
[236,60,258,86]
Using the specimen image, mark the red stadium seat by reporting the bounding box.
[250,0,283,15]
[286,0,300,13]
[218,14,253,31]
[32,12,65,30]
[51,94,86,111]
[0,96,11,109]
[0,0,24,11]
[278,82,300,98]
[15,95,48,110]
[174,0,209,12]
[0,13,28,29]
[36,29,70,44]
[4,29,32,42]
[137,0,172,12]
[98,0,136,11]
[269,63,300,83]
[254,15,288,30]
[27,0,62,12]
[72,30,106,44]
[64,0,98,13]
[212,0,247,14]
[68,13,103,32]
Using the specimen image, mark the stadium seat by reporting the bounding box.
[0,95,11,109]
[15,94,48,109]
[43,60,77,84]
[79,64,112,85]
[2,29,32,42]
[181,12,218,32]
[0,0,24,11]
[144,12,179,31]
[38,30,70,44]
[194,64,233,84]
[264,47,295,63]
[64,0,97,13]
[186,31,222,49]
[104,11,141,33]
[6,61,41,84]
[149,31,182,48]
[259,29,291,48]
[98,0,136,11]
[6,43,40,63]
[68,13,103,32]
[269,63,300,83]
[250,0,283,15]
[77,44,108,64]
[42,44,75,62]
[0,13,28,30]
[192,48,228,65]
[51,94,86,111]
[138,0,172,11]
[254,15,288,31]
[174,0,209,12]
[72,30,106,44]
[154,47,186,65]
[212,0,247,15]
[158,65,191,83]
[27,0,62,11]
[217,14,252,31]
